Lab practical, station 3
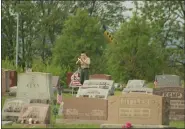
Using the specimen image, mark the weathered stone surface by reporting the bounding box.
[82,80,114,95]
[9,70,17,87]
[153,87,185,121]
[155,75,181,87]
[63,97,108,120]
[122,87,153,94]
[107,93,169,125]
[16,72,54,100]
[126,80,146,88]
[18,103,50,124]
[2,69,10,93]
[2,98,30,122]
[2,121,13,126]
[76,88,109,99]
[100,124,175,128]
[89,74,112,80]
[52,76,60,87]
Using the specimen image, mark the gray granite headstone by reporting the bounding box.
[155,75,181,87]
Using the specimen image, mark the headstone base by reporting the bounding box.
[100,124,176,128]
[56,119,107,125]
[2,121,13,126]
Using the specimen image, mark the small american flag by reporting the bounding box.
[70,72,82,86]
[57,94,62,104]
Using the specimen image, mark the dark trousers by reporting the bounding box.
[80,68,89,85]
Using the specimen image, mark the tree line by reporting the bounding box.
[2,0,185,84]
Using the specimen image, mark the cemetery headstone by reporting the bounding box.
[2,69,10,92]
[2,98,30,122]
[63,97,108,120]
[122,87,153,94]
[9,70,17,88]
[18,103,50,124]
[76,88,109,99]
[67,72,74,86]
[90,74,112,80]
[16,72,54,101]
[83,80,115,95]
[126,80,146,88]
[107,93,169,125]
[52,76,60,88]
[153,87,185,121]
[155,75,181,87]
[122,80,152,94]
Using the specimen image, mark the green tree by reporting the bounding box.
[104,14,165,82]
[53,9,106,73]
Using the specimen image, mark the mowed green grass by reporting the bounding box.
[2,90,185,128]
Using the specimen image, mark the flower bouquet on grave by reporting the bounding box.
[122,122,132,129]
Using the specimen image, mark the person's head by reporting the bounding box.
[80,51,87,59]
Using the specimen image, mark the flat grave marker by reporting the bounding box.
[2,98,30,121]
[18,103,50,124]
[63,97,108,120]
[107,93,169,125]
[153,87,185,121]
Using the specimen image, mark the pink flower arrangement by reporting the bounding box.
[122,122,132,129]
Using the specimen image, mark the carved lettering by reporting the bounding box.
[120,98,150,105]
[66,109,78,115]
[91,110,104,116]
[170,100,185,109]
[163,92,182,99]
[119,108,150,118]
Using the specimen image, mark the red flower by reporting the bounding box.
[125,122,132,128]
[122,122,132,129]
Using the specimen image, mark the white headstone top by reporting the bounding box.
[76,88,109,99]
[82,80,115,95]
[126,80,146,88]
[16,72,53,100]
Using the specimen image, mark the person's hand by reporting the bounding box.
[78,58,81,61]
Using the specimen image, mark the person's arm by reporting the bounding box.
[76,58,81,64]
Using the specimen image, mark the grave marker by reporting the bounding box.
[9,70,17,87]
[122,87,153,94]
[83,80,114,95]
[18,103,50,124]
[16,72,54,101]
[126,80,146,88]
[63,97,108,120]
[155,75,181,87]
[153,87,185,121]
[76,88,109,99]
[2,98,30,121]
[52,76,60,87]
[90,74,112,80]
[2,69,10,92]
[107,93,169,125]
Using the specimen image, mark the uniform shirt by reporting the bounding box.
[80,57,90,69]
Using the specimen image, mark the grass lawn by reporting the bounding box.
[2,90,185,128]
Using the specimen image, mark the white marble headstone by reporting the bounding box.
[82,80,115,95]
[16,72,54,100]
[76,88,109,99]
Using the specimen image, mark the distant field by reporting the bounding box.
[2,88,185,128]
